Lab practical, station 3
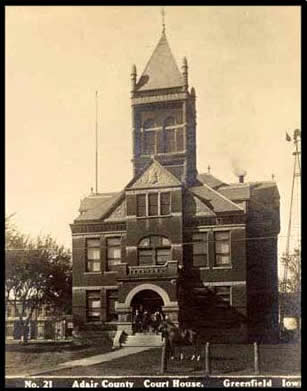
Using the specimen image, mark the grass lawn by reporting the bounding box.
[5,337,113,376]
[40,343,301,377]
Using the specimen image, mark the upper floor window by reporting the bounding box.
[214,231,231,266]
[136,192,171,217]
[148,193,158,216]
[87,291,101,322]
[164,116,184,153]
[143,119,156,155]
[141,116,184,155]
[86,238,101,272]
[192,232,208,267]
[106,237,121,271]
[160,192,171,215]
[138,235,171,266]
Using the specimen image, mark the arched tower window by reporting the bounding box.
[143,119,156,155]
[138,235,171,266]
[163,116,184,153]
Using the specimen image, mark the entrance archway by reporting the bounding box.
[131,290,164,314]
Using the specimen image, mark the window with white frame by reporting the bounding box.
[106,237,121,270]
[86,238,101,272]
[87,291,101,322]
[214,231,231,266]
[192,232,208,267]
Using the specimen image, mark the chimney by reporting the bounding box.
[239,175,245,184]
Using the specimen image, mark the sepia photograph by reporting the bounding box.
[5,4,301,388]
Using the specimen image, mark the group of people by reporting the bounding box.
[132,307,165,334]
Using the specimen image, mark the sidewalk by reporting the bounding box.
[18,346,154,377]
[6,338,73,345]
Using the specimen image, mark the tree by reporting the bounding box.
[5,216,72,342]
[279,248,301,335]
[280,248,301,294]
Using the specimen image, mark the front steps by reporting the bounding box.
[113,331,163,348]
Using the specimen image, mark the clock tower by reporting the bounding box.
[130,30,198,186]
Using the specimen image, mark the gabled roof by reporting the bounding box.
[78,192,119,214]
[189,184,244,214]
[75,191,124,222]
[184,191,217,217]
[126,158,182,190]
[197,173,227,189]
[218,184,251,201]
[136,31,184,91]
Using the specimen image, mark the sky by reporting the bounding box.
[6,6,301,276]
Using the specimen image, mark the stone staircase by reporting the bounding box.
[121,332,163,348]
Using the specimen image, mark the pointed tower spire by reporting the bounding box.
[135,30,183,91]
[161,7,166,34]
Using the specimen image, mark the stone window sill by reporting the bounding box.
[192,266,210,270]
[84,272,102,275]
[212,266,232,270]
[136,215,172,219]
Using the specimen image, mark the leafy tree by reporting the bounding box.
[5,216,72,342]
[280,248,301,294]
[279,248,301,334]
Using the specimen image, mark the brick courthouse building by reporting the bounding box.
[71,29,280,342]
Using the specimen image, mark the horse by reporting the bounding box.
[159,318,201,361]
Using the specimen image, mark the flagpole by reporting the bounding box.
[95,90,98,194]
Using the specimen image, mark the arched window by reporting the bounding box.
[143,119,156,129]
[164,116,177,153]
[143,119,156,155]
[164,116,175,127]
[138,235,171,266]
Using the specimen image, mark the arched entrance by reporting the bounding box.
[131,289,164,314]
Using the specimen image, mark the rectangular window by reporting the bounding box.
[160,192,171,215]
[176,128,184,151]
[87,238,101,272]
[214,286,231,307]
[107,237,121,270]
[214,231,231,266]
[137,194,146,217]
[157,248,171,265]
[192,232,208,267]
[107,290,118,322]
[148,193,158,216]
[144,131,155,155]
[165,129,176,152]
[87,291,101,322]
[139,249,153,265]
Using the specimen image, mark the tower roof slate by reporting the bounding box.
[136,31,184,92]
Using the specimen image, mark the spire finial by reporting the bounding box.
[161,7,166,33]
